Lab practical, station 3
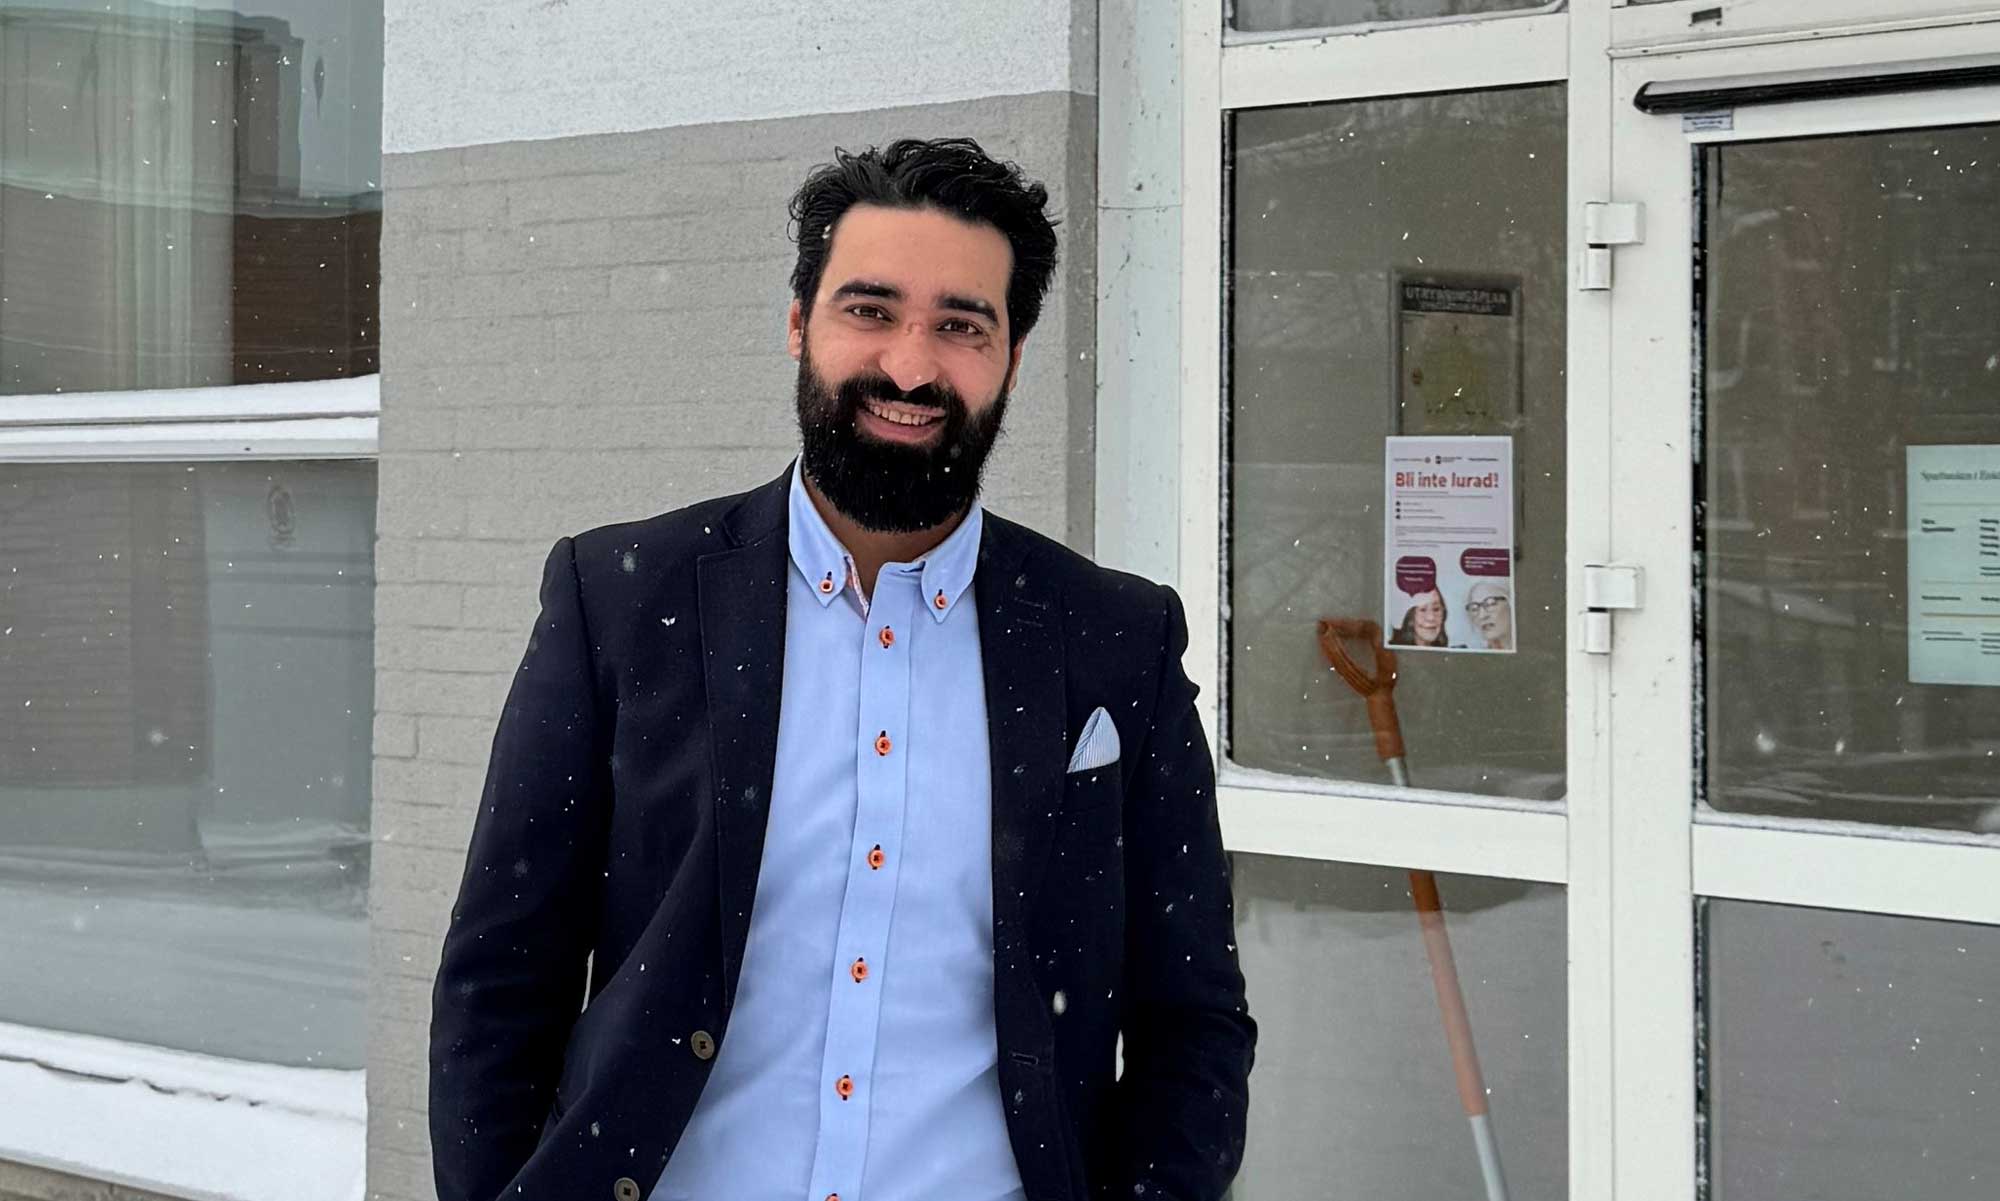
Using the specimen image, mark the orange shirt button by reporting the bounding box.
[867,845,886,870]
[850,957,869,983]
[874,731,892,756]
[879,626,895,648]
[934,589,948,610]
[818,573,835,595]
[835,1074,855,1100]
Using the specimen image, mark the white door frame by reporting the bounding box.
[1608,26,2000,1197]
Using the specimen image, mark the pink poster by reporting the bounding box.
[1383,436,1516,654]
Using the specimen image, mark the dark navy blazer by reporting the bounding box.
[428,463,1255,1201]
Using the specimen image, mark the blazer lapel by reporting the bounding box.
[975,517,1065,945]
[697,464,792,1016]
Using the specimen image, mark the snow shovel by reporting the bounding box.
[1317,617,1511,1201]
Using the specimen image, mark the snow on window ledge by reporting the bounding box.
[0,375,381,427]
[0,376,380,462]
[0,1021,364,1201]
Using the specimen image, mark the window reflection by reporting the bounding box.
[1701,125,2000,833]
[1231,854,1567,1199]
[1704,899,2000,1200]
[0,0,383,394]
[1229,0,1557,35]
[0,461,376,1067]
[1227,86,1567,800]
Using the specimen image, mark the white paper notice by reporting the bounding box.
[1907,444,2000,686]
[1384,436,1516,653]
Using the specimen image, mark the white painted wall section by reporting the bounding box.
[1094,0,1182,584]
[385,1,1094,153]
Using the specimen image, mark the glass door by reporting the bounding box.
[1174,4,1603,1198]
[1608,27,2000,1201]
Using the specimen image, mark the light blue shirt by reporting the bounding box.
[650,462,1025,1201]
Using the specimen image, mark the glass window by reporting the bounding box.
[1227,86,1567,801]
[1700,124,2000,833]
[0,460,376,1068]
[1229,0,1559,35]
[1232,854,1567,1198]
[0,0,383,394]
[1232,0,1560,33]
[1703,899,2000,1199]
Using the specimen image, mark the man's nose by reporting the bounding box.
[878,323,939,393]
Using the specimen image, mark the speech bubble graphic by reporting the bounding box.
[1395,556,1438,596]
[1460,548,1510,578]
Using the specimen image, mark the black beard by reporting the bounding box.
[793,339,1010,534]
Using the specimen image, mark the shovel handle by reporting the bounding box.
[1316,618,1405,762]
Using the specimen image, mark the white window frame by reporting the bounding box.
[0,374,379,461]
[0,373,376,1198]
[1146,5,2000,1201]
[1181,3,1583,885]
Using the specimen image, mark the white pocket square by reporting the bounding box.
[1065,705,1121,773]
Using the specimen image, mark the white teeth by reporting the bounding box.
[863,399,940,427]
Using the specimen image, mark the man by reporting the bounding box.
[429,138,1255,1201]
[1465,580,1513,651]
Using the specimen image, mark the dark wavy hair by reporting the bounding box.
[787,137,1060,350]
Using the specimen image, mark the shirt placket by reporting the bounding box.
[805,565,917,1201]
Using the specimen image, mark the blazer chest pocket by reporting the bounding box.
[1061,765,1121,816]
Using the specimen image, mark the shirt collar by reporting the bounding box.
[787,458,984,623]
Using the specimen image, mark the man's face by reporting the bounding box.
[1467,583,1512,646]
[788,204,1024,533]
[1413,590,1445,642]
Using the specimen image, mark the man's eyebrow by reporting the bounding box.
[829,280,902,303]
[937,293,1000,324]
[828,280,1000,324]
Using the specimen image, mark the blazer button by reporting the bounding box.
[613,1178,641,1201]
[690,1030,716,1060]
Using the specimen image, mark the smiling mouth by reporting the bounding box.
[860,397,944,428]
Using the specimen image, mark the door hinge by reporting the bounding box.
[1580,202,1646,291]
[1582,563,1644,655]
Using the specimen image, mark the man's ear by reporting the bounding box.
[787,298,804,360]
[1004,338,1025,393]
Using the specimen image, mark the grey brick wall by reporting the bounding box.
[366,92,1094,1200]
[0,1160,182,1201]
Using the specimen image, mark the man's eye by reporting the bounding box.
[942,320,983,336]
[848,305,890,321]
